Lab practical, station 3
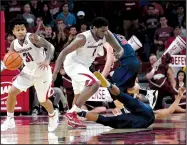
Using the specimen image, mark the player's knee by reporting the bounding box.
[92,81,100,90]
[8,86,20,97]
[39,98,48,104]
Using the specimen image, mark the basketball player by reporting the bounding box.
[1,15,59,132]
[95,34,158,109]
[77,72,185,129]
[52,17,124,128]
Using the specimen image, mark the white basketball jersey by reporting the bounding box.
[14,33,48,76]
[65,30,106,67]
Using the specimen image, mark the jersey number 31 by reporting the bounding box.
[23,52,34,62]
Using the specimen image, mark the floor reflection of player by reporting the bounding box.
[1,15,58,132]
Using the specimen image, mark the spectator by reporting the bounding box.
[44,25,56,46]
[56,2,76,27]
[143,4,159,45]
[30,0,41,18]
[6,34,15,52]
[76,10,86,29]
[172,70,186,113]
[165,25,186,52]
[55,18,67,58]
[165,25,186,76]
[63,25,77,48]
[120,0,140,39]
[40,3,54,27]
[176,5,186,26]
[143,1,164,17]
[5,0,22,30]
[48,0,61,16]
[154,15,173,58]
[146,54,176,110]
[22,3,36,29]
[33,17,45,35]
[78,21,89,33]
[175,70,186,91]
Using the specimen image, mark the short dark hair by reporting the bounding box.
[92,17,109,28]
[9,14,28,32]
[148,4,155,9]
[177,4,184,9]
[69,25,77,30]
[174,25,181,29]
[159,15,167,21]
[62,2,68,7]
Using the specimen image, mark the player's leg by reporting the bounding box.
[78,111,119,128]
[72,94,80,106]
[95,72,158,109]
[78,110,154,128]
[1,72,33,131]
[64,63,100,128]
[34,70,58,132]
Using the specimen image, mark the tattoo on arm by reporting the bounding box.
[29,33,55,61]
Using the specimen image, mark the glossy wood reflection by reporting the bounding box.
[1,113,186,144]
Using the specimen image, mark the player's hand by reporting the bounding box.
[112,107,122,116]
[152,60,160,70]
[52,73,57,82]
[38,59,50,70]
[178,87,185,97]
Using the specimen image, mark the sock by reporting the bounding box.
[139,89,147,96]
[7,112,14,118]
[77,111,87,117]
[48,111,55,117]
[69,104,82,113]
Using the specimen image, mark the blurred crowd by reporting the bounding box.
[1,0,186,115]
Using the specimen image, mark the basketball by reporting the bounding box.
[3,51,23,70]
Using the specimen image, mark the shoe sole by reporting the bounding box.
[93,72,109,87]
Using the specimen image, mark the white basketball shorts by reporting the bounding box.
[12,66,53,102]
[64,58,99,95]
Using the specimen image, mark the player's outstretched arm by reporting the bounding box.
[102,42,115,77]
[154,87,185,119]
[53,34,86,75]
[167,67,176,89]
[105,30,124,59]
[29,33,55,61]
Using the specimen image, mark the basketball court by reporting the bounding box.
[1,113,186,144]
